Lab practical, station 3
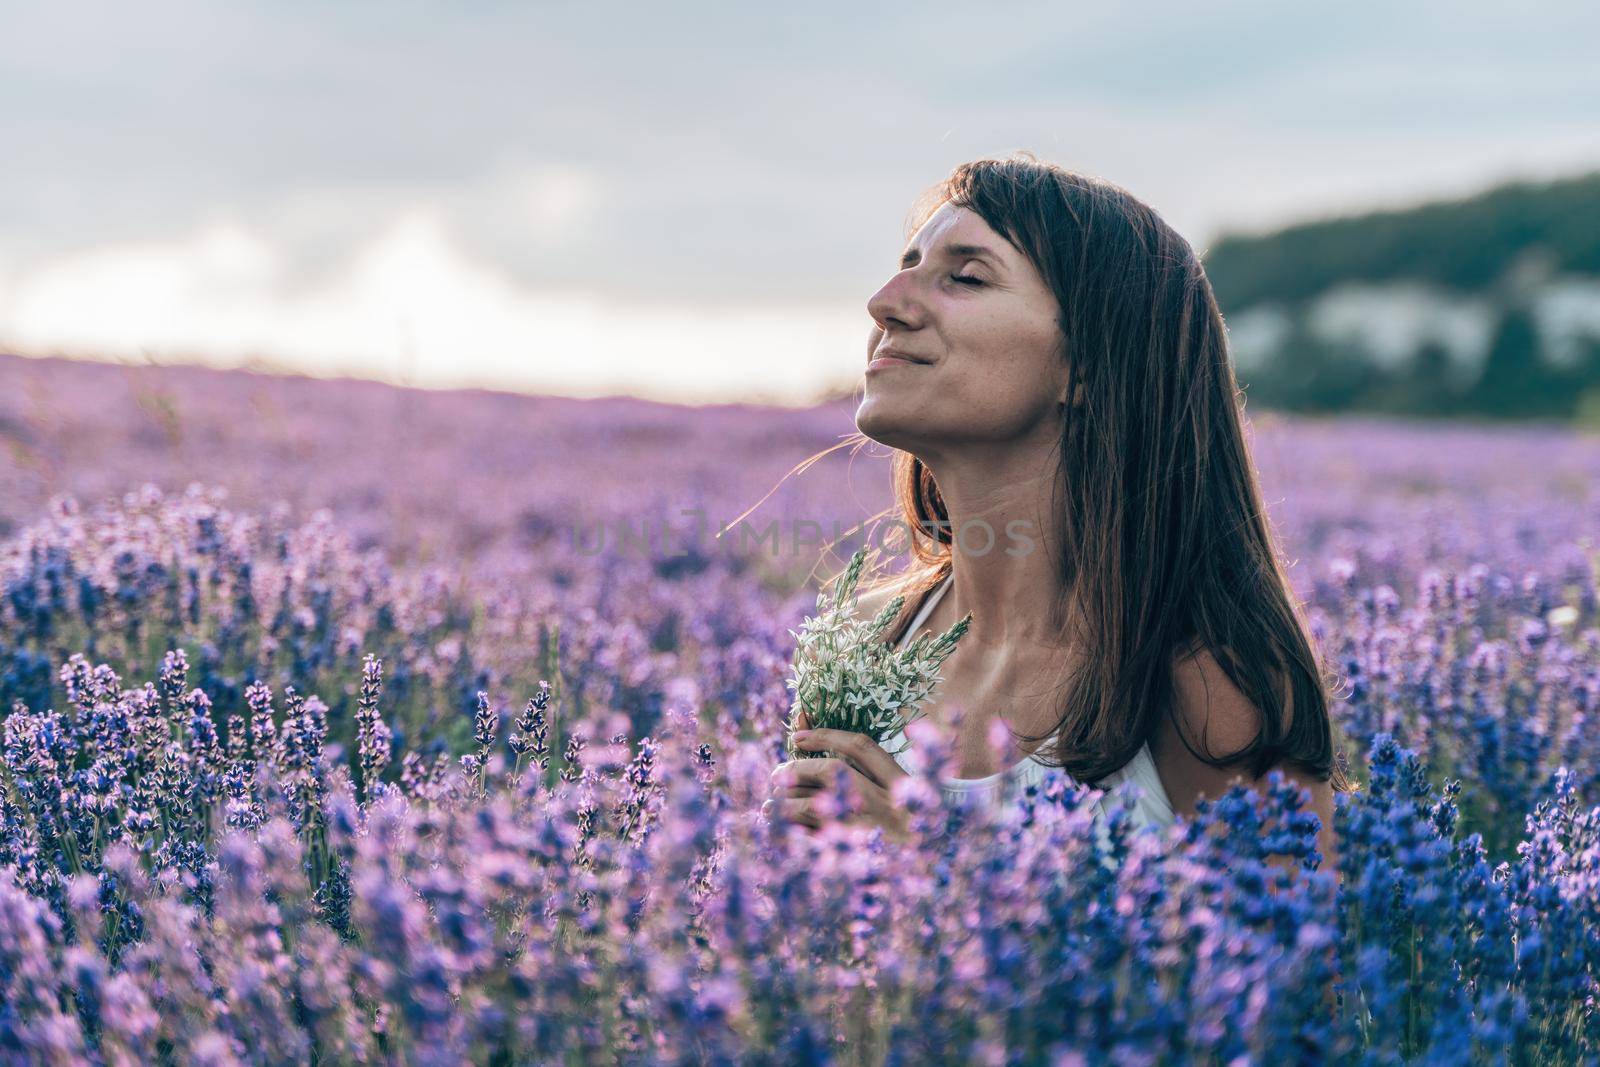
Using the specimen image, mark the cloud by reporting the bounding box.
[0,1,1596,400]
[0,209,869,405]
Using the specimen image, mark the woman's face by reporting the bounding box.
[857,200,1070,455]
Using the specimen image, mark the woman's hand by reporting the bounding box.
[764,710,914,843]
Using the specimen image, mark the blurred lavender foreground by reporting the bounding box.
[4,353,1600,1063]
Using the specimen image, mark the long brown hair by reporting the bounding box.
[848,152,1356,795]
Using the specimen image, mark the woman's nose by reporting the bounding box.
[867,271,918,332]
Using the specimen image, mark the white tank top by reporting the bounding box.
[879,573,1177,847]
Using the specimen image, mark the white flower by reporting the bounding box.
[785,548,971,754]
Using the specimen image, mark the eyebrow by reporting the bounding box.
[898,242,1003,270]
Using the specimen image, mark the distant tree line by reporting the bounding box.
[1205,172,1600,308]
[1237,307,1600,422]
[1204,170,1600,422]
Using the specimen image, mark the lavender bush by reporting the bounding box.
[2,354,1600,1061]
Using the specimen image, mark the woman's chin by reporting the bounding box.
[853,399,918,451]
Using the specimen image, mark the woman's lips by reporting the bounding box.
[867,349,927,372]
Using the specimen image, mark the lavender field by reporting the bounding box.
[4,351,1600,1064]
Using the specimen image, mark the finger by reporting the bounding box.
[798,709,813,731]
[774,758,871,819]
[763,796,821,829]
[769,761,794,791]
[791,729,899,789]
[766,770,825,798]
[771,757,848,791]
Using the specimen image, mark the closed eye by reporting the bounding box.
[950,274,984,286]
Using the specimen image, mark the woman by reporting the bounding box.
[766,152,1355,877]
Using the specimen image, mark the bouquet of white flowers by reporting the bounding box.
[784,548,972,762]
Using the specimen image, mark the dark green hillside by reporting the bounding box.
[1205,170,1600,310]
[1202,170,1600,422]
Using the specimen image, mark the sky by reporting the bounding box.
[1,1,1597,406]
